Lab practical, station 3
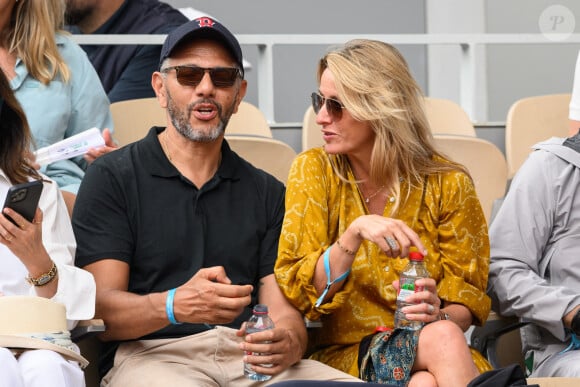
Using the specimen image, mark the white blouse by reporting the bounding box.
[0,170,95,330]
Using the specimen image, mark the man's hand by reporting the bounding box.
[84,128,118,164]
[172,266,253,325]
[235,274,306,376]
[238,324,303,377]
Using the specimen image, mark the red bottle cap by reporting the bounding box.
[408,251,424,261]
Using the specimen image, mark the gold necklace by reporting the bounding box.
[363,185,385,203]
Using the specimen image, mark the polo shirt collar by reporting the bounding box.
[144,126,240,181]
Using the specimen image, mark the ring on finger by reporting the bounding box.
[385,236,398,250]
[427,304,435,314]
[3,234,12,242]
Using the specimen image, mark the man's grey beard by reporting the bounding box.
[166,92,237,143]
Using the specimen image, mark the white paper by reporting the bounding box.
[34,127,105,166]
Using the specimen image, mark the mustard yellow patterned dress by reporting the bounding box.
[275,147,492,376]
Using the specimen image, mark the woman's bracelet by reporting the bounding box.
[336,238,356,256]
[26,261,58,286]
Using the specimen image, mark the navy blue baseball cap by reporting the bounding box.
[159,17,244,76]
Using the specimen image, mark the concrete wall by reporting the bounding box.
[485,0,580,121]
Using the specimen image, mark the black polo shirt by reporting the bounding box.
[72,126,285,375]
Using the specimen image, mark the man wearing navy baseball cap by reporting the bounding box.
[72,16,359,386]
[159,16,244,73]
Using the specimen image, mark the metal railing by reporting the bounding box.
[72,33,580,125]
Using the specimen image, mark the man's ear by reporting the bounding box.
[151,72,168,108]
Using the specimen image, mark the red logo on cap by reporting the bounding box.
[195,17,215,28]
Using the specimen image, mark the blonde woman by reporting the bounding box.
[275,40,491,386]
[0,0,114,214]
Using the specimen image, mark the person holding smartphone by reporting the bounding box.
[0,70,96,386]
[1,0,116,217]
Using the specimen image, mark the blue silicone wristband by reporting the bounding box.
[314,247,351,307]
[166,288,182,325]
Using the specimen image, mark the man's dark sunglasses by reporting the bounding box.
[162,65,242,88]
[311,92,345,120]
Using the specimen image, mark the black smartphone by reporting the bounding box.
[2,180,43,225]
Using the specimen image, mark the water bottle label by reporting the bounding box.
[397,278,424,301]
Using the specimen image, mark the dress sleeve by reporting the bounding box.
[434,171,491,325]
[275,150,343,321]
[32,178,96,330]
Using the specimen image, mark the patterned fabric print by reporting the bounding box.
[275,148,491,375]
[471,347,493,373]
[359,328,420,385]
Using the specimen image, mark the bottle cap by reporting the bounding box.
[253,304,268,314]
[373,326,393,333]
[408,251,424,262]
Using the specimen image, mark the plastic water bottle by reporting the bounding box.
[394,251,430,330]
[243,304,275,381]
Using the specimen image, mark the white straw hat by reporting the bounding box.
[0,296,88,368]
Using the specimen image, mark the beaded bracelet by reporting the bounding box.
[336,238,356,256]
[165,288,182,325]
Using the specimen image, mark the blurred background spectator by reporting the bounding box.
[65,0,188,103]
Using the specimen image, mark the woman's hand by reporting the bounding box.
[0,207,48,268]
[350,214,427,258]
[393,277,441,323]
[1,207,58,297]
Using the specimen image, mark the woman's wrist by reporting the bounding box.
[336,238,356,255]
[24,253,54,280]
[338,226,363,253]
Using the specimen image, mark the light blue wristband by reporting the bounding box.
[166,288,182,325]
[314,247,351,307]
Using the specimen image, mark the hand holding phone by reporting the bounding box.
[2,180,43,226]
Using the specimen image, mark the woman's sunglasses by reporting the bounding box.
[162,65,242,88]
[311,92,345,120]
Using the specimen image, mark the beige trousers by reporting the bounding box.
[102,326,359,387]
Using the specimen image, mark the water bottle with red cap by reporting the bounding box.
[394,251,430,330]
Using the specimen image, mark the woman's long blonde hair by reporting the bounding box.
[318,39,468,212]
[8,0,70,84]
